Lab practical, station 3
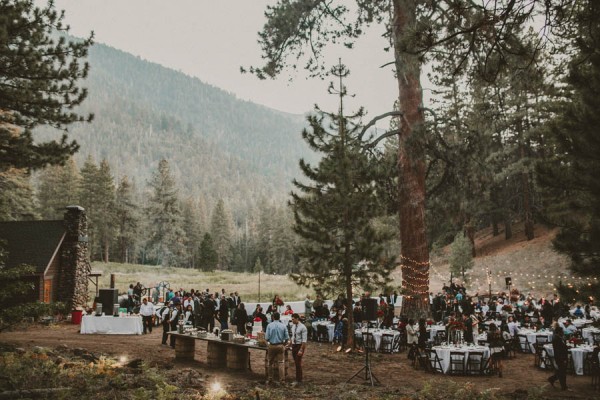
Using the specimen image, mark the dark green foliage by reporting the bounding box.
[0,0,93,171]
[537,1,600,301]
[198,233,217,271]
[290,81,395,298]
[0,169,37,221]
[0,243,66,331]
[36,158,80,219]
[144,159,186,267]
[114,176,140,264]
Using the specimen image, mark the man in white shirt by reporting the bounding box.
[289,313,307,384]
[139,297,155,334]
[507,316,519,337]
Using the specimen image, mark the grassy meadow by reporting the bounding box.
[89,262,314,302]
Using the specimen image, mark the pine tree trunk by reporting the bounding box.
[504,212,512,240]
[393,0,429,317]
[520,143,535,240]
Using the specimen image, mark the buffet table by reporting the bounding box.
[167,332,288,378]
[80,315,143,335]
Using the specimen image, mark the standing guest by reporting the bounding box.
[184,304,194,326]
[406,319,418,346]
[488,323,504,377]
[218,295,229,329]
[169,303,182,348]
[139,297,155,334]
[417,318,427,349]
[234,291,242,307]
[234,303,249,335]
[227,293,236,324]
[165,288,174,302]
[152,287,160,304]
[265,312,289,384]
[193,294,203,329]
[304,295,313,316]
[127,284,135,313]
[289,313,307,385]
[160,303,172,345]
[253,305,268,332]
[548,326,569,390]
[202,294,216,331]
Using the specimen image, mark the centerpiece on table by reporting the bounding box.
[447,320,466,344]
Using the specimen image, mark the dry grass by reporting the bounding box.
[89,262,313,301]
[90,223,572,302]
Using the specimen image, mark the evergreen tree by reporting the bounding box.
[537,1,600,301]
[37,157,80,219]
[198,232,218,271]
[79,156,100,259]
[290,63,395,347]
[114,176,139,264]
[210,199,233,270]
[449,232,474,282]
[145,159,186,267]
[250,0,569,314]
[182,198,203,268]
[94,160,116,262]
[0,168,37,221]
[0,0,93,171]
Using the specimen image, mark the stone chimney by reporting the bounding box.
[57,206,91,309]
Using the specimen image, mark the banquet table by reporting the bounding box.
[427,325,446,340]
[80,315,143,335]
[543,343,598,375]
[355,328,400,352]
[558,317,593,328]
[517,329,553,353]
[311,320,335,342]
[432,344,491,374]
[582,327,600,345]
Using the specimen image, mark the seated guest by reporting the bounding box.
[563,319,577,336]
[283,305,294,315]
[507,316,519,337]
[573,305,584,318]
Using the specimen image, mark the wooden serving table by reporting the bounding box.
[167,332,288,379]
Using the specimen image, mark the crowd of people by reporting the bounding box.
[123,282,599,389]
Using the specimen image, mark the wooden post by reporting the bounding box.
[110,274,115,289]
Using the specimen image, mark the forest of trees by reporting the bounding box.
[1,0,599,304]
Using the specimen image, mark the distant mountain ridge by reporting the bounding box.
[36,40,311,216]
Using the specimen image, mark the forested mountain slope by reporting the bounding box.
[36,41,310,215]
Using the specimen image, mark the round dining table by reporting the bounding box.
[432,344,491,374]
[543,343,598,375]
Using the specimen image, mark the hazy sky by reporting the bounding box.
[51,0,402,122]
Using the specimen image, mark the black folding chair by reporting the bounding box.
[427,349,444,374]
[449,351,466,375]
[380,333,395,353]
[466,351,485,375]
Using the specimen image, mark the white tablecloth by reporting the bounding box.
[543,344,597,375]
[582,327,600,345]
[427,325,446,340]
[558,317,593,328]
[81,315,143,335]
[244,300,334,316]
[432,345,490,374]
[518,329,553,353]
[356,329,400,351]
[312,321,335,342]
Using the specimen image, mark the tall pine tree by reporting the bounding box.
[37,157,80,219]
[145,159,186,267]
[115,175,140,263]
[210,199,233,270]
[537,1,600,301]
[290,63,394,348]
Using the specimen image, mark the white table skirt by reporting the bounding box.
[518,329,553,353]
[543,344,597,375]
[81,315,143,335]
[427,325,446,340]
[355,329,400,351]
[582,327,600,345]
[312,321,335,342]
[432,345,490,374]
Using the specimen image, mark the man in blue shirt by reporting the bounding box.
[265,312,289,383]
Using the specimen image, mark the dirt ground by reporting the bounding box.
[1,322,599,399]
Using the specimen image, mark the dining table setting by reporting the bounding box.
[431,343,491,374]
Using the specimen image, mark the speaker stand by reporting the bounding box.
[347,326,380,386]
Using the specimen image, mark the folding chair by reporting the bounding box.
[427,349,444,374]
[316,324,329,342]
[449,351,466,375]
[380,333,395,354]
[517,334,530,353]
[466,351,485,375]
[363,332,377,352]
